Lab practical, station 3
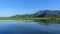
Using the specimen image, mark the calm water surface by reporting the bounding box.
[0,20,60,34]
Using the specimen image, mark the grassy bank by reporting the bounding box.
[0,17,60,20]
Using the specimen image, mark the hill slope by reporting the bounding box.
[10,10,60,17]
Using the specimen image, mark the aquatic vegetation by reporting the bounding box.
[0,17,60,20]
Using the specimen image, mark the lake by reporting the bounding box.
[0,20,60,34]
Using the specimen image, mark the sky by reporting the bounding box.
[0,0,60,17]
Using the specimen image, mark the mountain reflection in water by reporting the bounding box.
[0,20,59,34]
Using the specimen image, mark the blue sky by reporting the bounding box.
[0,0,60,17]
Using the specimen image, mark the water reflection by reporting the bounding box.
[0,20,60,34]
[34,20,60,24]
[34,20,60,34]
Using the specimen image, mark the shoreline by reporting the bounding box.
[0,17,59,20]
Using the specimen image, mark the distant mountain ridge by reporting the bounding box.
[34,10,60,17]
[10,10,60,17]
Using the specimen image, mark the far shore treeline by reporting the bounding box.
[0,10,60,20]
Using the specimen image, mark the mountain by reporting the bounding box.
[10,10,60,17]
[34,10,60,17]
